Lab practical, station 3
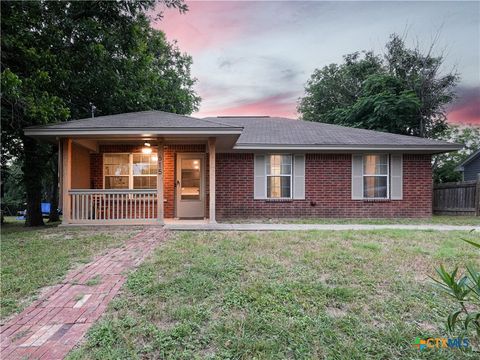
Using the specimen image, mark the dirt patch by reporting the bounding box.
[325,306,347,318]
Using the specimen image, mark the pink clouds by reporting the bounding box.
[152,2,250,53]
[447,87,480,125]
[151,2,479,127]
[196,93,298,118]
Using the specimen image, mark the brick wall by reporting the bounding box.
[90,144,207,218]
[91,148,433,219]
[216,153,433,219]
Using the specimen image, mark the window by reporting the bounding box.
[266,155,292,198]
[132,154,157,189]
[104,154,130,189]
[104,153,158,189]
[363,154,389,199]
[180,158,201,200]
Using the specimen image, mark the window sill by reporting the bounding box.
[361,198,391,203]
[258,198,294,203]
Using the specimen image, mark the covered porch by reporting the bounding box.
[23,111,242,225]
[59,136,230,225]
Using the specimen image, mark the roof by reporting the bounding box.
[204,116,461,152]
[24,111,243,136]
[24,111,461,152]
[455,148,480,171]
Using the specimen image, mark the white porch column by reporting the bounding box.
[208,137,216,223]
[58,139,63,211]
[61,138,72,224]
[157,138,164,224]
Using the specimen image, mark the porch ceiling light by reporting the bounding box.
[142,142,152,154]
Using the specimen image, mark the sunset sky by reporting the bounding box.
[153,1,480,125]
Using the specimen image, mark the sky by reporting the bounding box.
[153,1,480,125]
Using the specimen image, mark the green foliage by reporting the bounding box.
[431,239,480,337]
[433,125,480,183]
[1,0,198,225]
[1,159,25,215]
[298,34,458,138]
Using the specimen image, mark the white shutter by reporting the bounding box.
[293,154,305,199]
[352,154,363,200]
[254,154,266,199]
[390,154,403,200]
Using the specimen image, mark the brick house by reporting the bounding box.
[25,111,460,225]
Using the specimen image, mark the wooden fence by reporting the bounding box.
[433,179,480,216]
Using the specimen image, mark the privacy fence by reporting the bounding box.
[433,179,480,216]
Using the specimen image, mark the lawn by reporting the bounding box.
[69,230,480,359]
[0,217,141,319]
[221,215,480,226]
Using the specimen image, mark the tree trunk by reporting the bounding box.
[22,136,45,227]
[48,146,60,222]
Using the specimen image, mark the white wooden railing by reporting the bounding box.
[68,189,158,223]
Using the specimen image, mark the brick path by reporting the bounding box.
[1,227,166,360]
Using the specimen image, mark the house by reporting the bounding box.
[24,111,461,225]
[455,149,480,181]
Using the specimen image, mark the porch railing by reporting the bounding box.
[68,189,158,223]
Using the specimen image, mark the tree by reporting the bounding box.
[433,126,480,183]
[298,34,459,138]
[1,0,199,226]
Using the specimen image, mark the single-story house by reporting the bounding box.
[24,111,461,225]
[455,149,480,181]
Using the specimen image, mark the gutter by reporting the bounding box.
[24,127,244,137]
[233,143,462,152]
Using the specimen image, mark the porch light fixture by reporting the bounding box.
[142,142,152,154]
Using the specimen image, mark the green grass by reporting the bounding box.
[0,218,141,319]
[69,230,480,359]
[221,215,480,226]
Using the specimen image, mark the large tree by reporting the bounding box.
[433,126,480,183]
[1,0,199,226]
[298,34,459,138]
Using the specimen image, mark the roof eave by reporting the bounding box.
[233,143,462,152]
[24,127,244,137]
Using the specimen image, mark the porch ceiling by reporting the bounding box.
[72,135,238,152]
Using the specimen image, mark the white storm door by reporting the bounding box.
[176,153,205,218]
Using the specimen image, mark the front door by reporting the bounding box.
[176,153,205,218]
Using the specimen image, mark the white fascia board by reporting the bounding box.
[24,128,243,137]
[233,144,462,152]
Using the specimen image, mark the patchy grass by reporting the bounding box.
[69,230,480,359]
[221,215,480,226]
[0,219,141,319]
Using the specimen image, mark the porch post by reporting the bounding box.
[61,138,72,224]
[208,137,216,223]
[157,138,164,224]
[58,139,63,211]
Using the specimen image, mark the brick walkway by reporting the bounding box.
[1,227,166,360]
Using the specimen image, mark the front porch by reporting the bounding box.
[60,137,219,225]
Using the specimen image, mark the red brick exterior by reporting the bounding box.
[216,153,433,218]
[90,147,433,219]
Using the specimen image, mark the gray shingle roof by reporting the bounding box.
[27,111,239,130]
[24,111,460,151]
[204,116,461,150]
